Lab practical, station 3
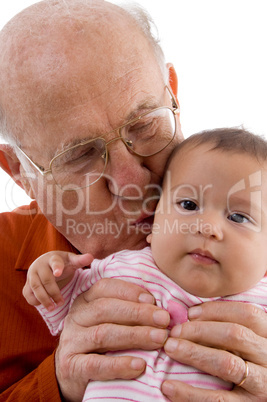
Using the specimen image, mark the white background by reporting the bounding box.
[0,0,266,212]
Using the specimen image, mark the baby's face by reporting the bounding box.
[149,143,267,297]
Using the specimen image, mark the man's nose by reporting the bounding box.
[104,140,151,198]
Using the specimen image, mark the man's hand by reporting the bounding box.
[162,301,267,401]
[55,278,170,401]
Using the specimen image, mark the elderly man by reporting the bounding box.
[0,1,267,401]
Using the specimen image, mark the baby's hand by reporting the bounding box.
[22,251,93,311]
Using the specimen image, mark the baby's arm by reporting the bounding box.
[23,251,94,311]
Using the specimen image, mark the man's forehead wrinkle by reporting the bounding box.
[50,90,162,156]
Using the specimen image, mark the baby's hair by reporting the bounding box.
[167,127,267,171]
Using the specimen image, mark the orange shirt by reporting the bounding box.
[0,201,75,401]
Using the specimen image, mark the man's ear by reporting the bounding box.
[166,63,178,102]
[0,144,34,198]
[0,144,24,187]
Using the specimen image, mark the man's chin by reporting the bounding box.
[58,214,153,258]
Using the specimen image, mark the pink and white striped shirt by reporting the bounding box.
[37,247,267,401]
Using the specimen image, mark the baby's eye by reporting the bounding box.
[228,213,249,224]
[178,200,199,211]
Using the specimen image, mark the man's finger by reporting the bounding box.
[233,360,267,398]
[161,380,259,402]
[62,322,168,354]
[70,295,170,328]
[83,278,155,305]
[164,337,267,397]
[56,352,146,401]
[170,320,267,366]
[188,301,267,337]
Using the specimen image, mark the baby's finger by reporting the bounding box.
[27,276,56,311]
[49,254,66,277]
[49,252,94,281]
[67,252,94,269]
[22,282,41,306]
[35,270,64,308]
[35,286,57,311]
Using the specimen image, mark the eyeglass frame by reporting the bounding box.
[17,86,180,189]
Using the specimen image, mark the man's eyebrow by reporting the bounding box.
[124,98,161,122]
[54,138,87,156]
[54,97,162,154]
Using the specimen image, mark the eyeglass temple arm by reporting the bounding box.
[165,86,180,112]
[17,146,51,176]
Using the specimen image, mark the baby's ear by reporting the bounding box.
[146,233,152,244]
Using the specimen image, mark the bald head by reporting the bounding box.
[0,0,166,146]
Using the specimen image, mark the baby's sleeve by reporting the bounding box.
[36,268,90,335]
[36,256,110,335]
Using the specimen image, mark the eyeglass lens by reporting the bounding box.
[51,107,176,190]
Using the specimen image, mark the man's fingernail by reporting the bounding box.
[170,325,181,338]
[153,309,170,327]
[150,329,168,344]
[139,293,154,304]
[188,306,202,319]
[130,358,145,371]
[164,338,178,353]
[162,381,174,397]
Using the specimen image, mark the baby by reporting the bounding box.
[23,127,267,401]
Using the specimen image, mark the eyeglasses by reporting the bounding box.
[18,86,179,191]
